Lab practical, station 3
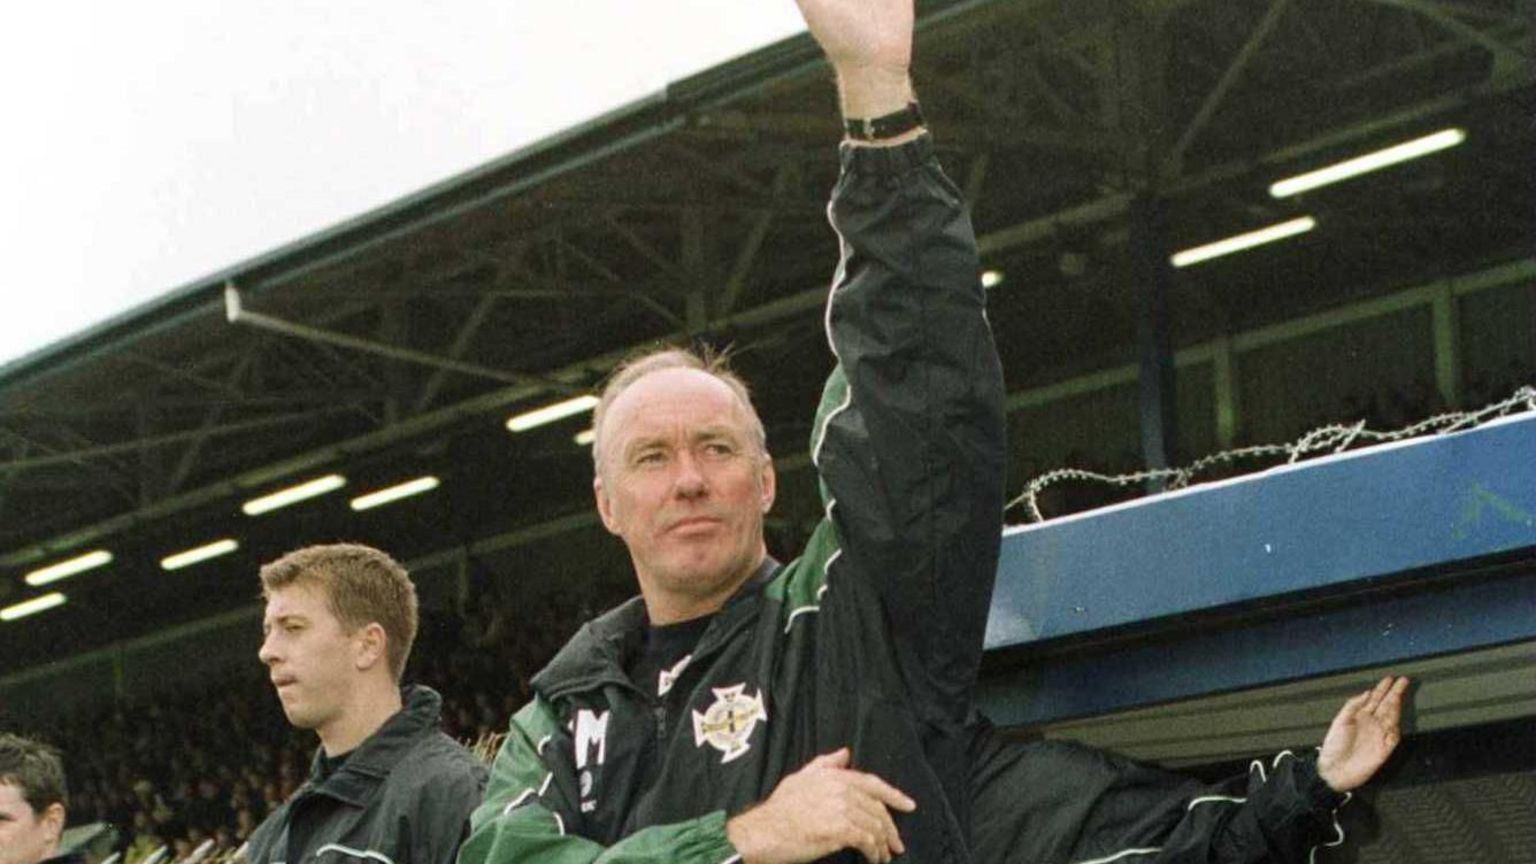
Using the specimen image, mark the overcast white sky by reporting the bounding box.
[0,1,806,370]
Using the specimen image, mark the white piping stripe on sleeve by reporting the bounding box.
[313,845,395,864]
[719,855,743,864]
[812,388,854,468]
[1187,795,1246,809]
[1272,749,1297,769]
[822,201,847,356]
[553,812,566,836]
[1070,847,1162,864]
[786,543,839,632]
[823,548,842,580]
[784,605,821,633]
[502,788,536,816]
[501,770,553,816]
[813,208,851,470]
[1248,758,1268,783]
[1308,791,1353,864]
[536,735,552,755]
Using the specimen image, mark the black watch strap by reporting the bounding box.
[844,101,926,141]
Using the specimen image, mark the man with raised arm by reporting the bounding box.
[461,1,1006,862]
[461,2,1408,863]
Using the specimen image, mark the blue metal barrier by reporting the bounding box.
[978,412,1536,726]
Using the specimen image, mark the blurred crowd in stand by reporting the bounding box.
[1,582,627,862]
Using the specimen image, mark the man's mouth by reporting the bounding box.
[667,516,722,533]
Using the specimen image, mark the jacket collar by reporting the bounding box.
[534,558,781,700]
[302,684,442,806]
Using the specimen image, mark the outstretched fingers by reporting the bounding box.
[1374,676,1410,739]
[1362,676,1395,713]
[1336,688,1373,723]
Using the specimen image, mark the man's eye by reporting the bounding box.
[635,451,665,466]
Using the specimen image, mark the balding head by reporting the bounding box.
[591,347,768,478]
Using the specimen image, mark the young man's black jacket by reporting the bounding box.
[245,685,487,864]
[460,135,1008,864]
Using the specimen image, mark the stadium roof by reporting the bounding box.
[2,0,1532,671]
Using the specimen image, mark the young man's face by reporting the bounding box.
[258,581,363,736]
[595,367,775,621]
[0,781,62,864]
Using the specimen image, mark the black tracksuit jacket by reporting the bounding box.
[461,135,1006,864]
[245,685,487,864]
[458,135,1351,864]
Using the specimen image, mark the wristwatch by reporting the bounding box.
[844,101,926,142]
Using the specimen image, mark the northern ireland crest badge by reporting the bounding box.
[692,684,767,764]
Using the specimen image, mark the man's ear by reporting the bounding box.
[41,801,65,847]
[594,475,622,535]
[354,622,387,673]
[760,455,777,513]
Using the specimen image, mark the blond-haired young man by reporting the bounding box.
[244,543,486,864]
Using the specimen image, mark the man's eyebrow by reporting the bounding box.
[696,424,750,442]
[622,435,669,457]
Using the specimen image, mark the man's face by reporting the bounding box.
[595,368,775,620]
[258,582,362,735]
[0,782,61,864]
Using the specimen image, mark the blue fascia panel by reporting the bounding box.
[983,412,1536,652]
[977,564,1536,726]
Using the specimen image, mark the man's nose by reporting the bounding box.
[672,451,708,498]
[258,633,279,666]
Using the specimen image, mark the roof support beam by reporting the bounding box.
[1163,0,1293,178]
[224,286,575,393]
[414,293,501,413]
[0,412,341,473]
[167,346,261,494]
[1365,0,1533,67]
[719,164,796,317]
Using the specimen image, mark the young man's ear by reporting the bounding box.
[354,622,388,672]
[41,801,65,847]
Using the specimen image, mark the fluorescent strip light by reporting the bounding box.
[1269,128,1466,198]
[350,476,441,511]
[242,474,347,516]
[980,270,1005,290]
[573,428,596,446]
[506,395,599,433]
[1,592,66,622]
[24,550,112,587]
[161,538,240,571]
[1170,217,1317,269]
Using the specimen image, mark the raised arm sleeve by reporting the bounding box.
[808,134,1007,726]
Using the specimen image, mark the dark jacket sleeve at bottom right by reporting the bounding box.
[968,722,1349,864]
